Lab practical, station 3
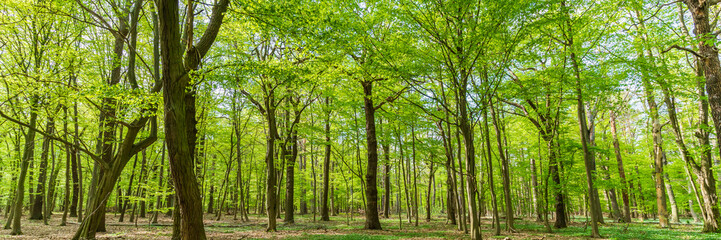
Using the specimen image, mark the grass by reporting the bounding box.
[2,212,721,239]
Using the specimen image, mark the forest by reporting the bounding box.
[2,0,721,239]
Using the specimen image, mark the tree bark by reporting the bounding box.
[157,0,229,238]
[321,97,331,221]
[564,3,602,234]
[610,111,632,223]
[30,118,54,220]
[490,101,514,232]
[10,96,39,235]
[681,1,721,232]
[437,120,457,225]
[361,80,382,230]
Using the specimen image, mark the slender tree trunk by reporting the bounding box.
[61,108,71,226]
[30,118,54,220]
[321,97,331,221]
[483,107,500,235]
[411,125,419,226]
[438,121,457,225]
[426,161,434,222]
[664,174,679,223]
[632,8,669,228]
[601,165,622,221]
[490,101,514,232]
[531,157,542,222]
[383,142,391,218]
[610,111,632,223]
[284,130,299,223]
[10,96,39,235]
[565,8,602,234]
[45,136,60,225]
[152,143,166,224]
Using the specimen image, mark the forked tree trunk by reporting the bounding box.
[157,0,229,238]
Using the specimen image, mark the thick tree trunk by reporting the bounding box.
[681,0,721,229]
[361,81,382,230]
[157,0,228,238]
[72,118,155,240]
[544,136,567,229]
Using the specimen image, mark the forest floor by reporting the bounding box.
[0,213,720,239]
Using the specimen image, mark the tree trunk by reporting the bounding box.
[157,0,229,238]
[361,81,382,230]
[483,107,501,235]
[411,125,419,226]
[61,108,71,226]
[45,135,60,225]
[10,96,39,235]
[426,161,434,222]
[490,101,514,232]
[610,111,632,223]
[383,142,391,218]
[566,9,602,234]
[664,174,679,223]
[530,157,542,222]
[683,0,721,231]
[437,121,457,225]
[321,97,331,221]
[632,8,669,229]
[601,165,622,221]
[30,118,54,220]
[284,130,299,223]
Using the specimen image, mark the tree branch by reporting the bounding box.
[662,44,704,58]
[240,89,266,114]
[0,109,107,169]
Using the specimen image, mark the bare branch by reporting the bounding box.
[0,109,107,169]
[662,44,704,58]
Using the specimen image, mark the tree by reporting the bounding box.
[157,0,229,238]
